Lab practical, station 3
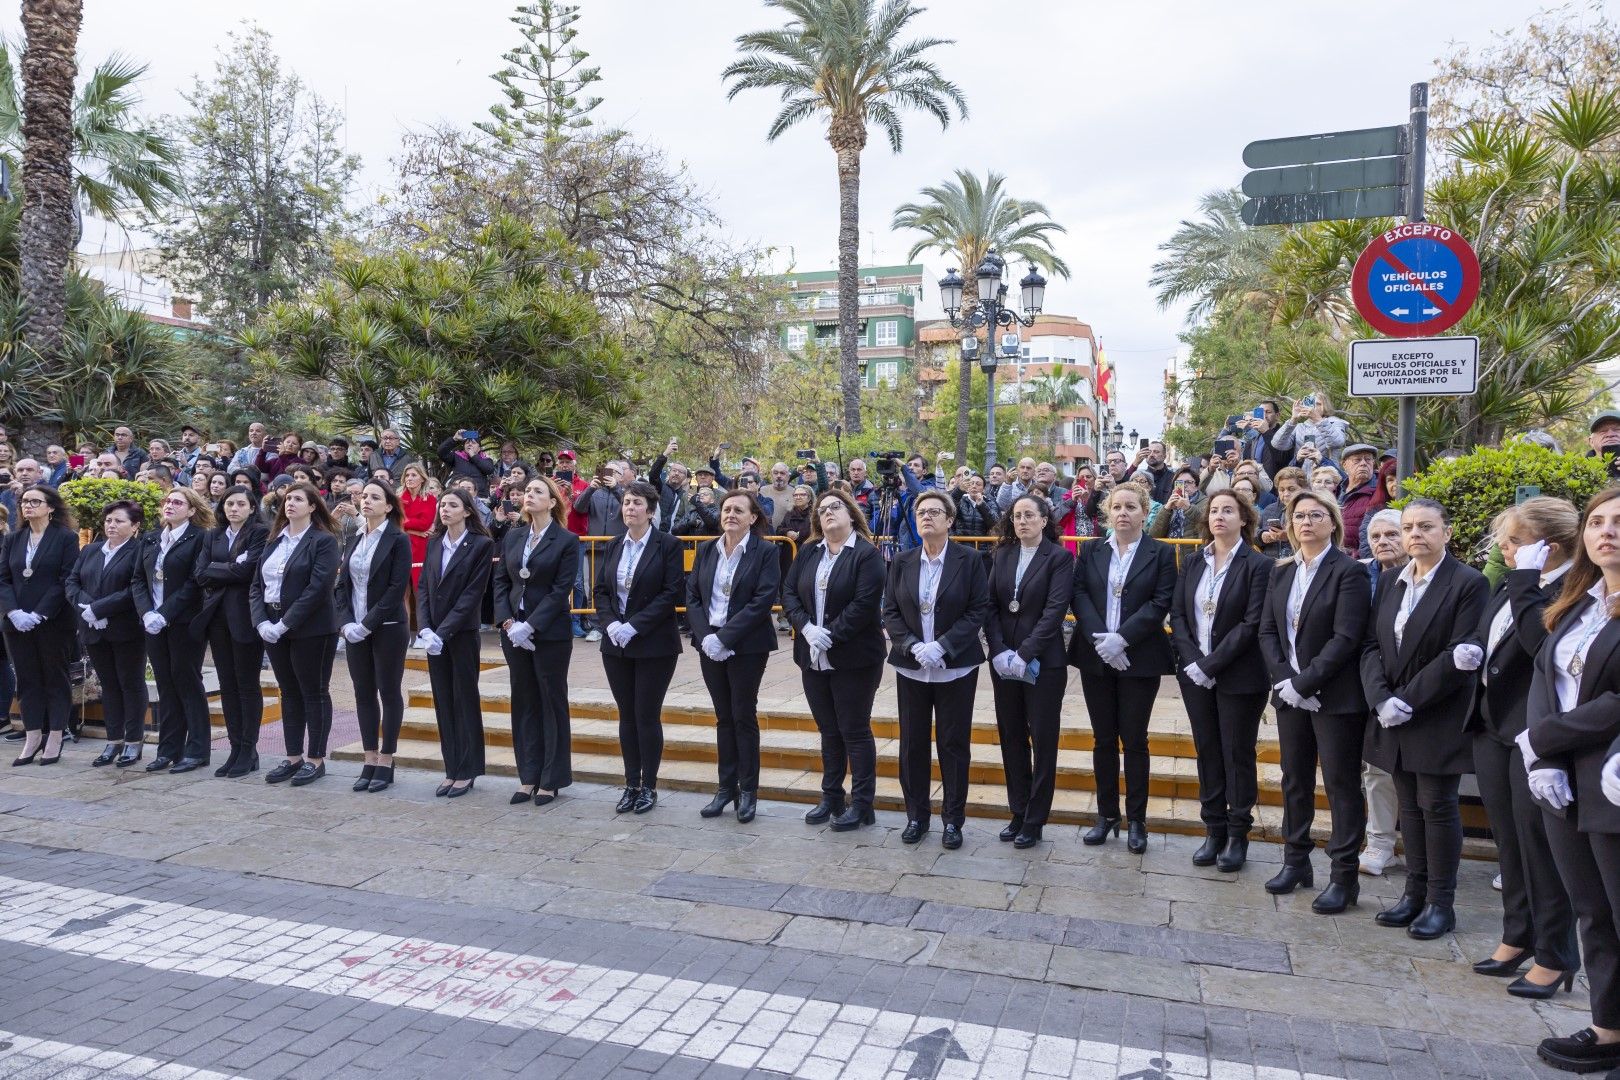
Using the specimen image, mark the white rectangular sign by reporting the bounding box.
[1348,336,1478,398]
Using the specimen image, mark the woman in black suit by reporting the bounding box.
[0,485,80,765]
[883,490,991,850]
[1068,483,1177,853]
[1169,489,1272,872]
[1257,490,1371,915]
[494,476,580,806]
[595,481,684,815]
[134,487,215,774]
[251,481,341,788]
[1469,496,1580,996]
[194,485,268,777]
[416,487,494,798]
[985,494,1074,849]
[67,501,147,768]
[688,491,780,824]
[336,480,412,794]
[783,489,886,831]
[1361,498,1489,939]
[1524,488,1620,1075]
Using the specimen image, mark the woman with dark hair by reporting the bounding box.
[0,486,79,765]
[1258,490,1371,914]
[194,485,268,777]
[255,432,303,487]
[688,491,779,823]
[134,487,216,773]
[1468,497,1581,997]
[68,501,147,768]
[985,494,1074,849]
[416,487,494,797]
[251,481,342,787]
[595,481,685,814]
[207,472,229,503]
[951,472,999,537]
[784,489,886,830]
[336,480,412,793]
[1150,467,1203,540]
[1069,485,1177,853]
[494,476,579,806]
[1169,489,1272,872]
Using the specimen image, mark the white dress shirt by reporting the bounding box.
[1392,555,1446,650]
[151,522,188,608]
[1104,536,1142,633]
[1285,546,1329,672]
[515,524,550,614]
[1552,581,1618,711]
[616,530,651,612]
[898,544,973,684]
[102,537,130,567]
[811,536,855,672]
[707,534,749,629]
[438,527,469,576]
[261,524,310,607]
[1012,543,1039,608]
[1484,562,1570,685]
[349,522,386,624]
[1196,544,1236,655]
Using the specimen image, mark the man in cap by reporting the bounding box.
[1337,443,1381,556]
[177,424,205,474]
[1589,410,1620,480]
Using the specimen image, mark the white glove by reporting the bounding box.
[1376,697,1414,728]
[257,620,277,641]
[912,640,946,669]
[1515,728,1539,770]
[1514,539,1551,572]
[79,603,98,625]
[1003,652,1028,679]
[1528,767,1574,810]
[234,550,251,564]
[1299,694,1322,712]
[801,624,834,652]
[1275,680,1305,708]
[413,628,442,652]
[92,616,108,630]
[992,649,1018,676]
[1603,754,1620,808]
[506,620,535,649]
[607,622,637,648]
[142,611,167,635]
[1183,663,1215,689]
[1452,644,1484,672]
[1091,632,1127,663]
[258,620,287,644]
[701,633,727,661]
[1105,651,1131,672]
[341,622,371,644]
[7,610,36,632]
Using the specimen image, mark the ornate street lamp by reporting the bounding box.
[939,250,1046,473]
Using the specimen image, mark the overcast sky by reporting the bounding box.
[52,0,1572,439]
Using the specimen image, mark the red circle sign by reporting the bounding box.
[1350,224,1479,338]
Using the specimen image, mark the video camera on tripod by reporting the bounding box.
[870,450,907,485]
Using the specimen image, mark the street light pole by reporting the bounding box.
[938,252,1046,475]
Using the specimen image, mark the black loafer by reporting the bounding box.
[804,798,844,825]
[1216,836,1248,873]
[1265,864,1314,895]
[115,745,143,768]
[1538,1029,1620,1073]
[145,756,176,773]
[615,787,639,814]
[828,806,874,831]
[1407,903,1455,940]
[633,788,657,814]
[1192,833,1224,867]
[735,791,757,824]
[700,790,736,818]
[1375,895,1423,928]
[1311,881,1358,914]
[1013,826,1042,849]
[999,815,1024,842]
[92,744,121,767]
[901,820,928,844]
[289,761,325,787]
[266,760,301,784]
[941,825,962,850]
[2,728,23,741]
[169,757,207,774]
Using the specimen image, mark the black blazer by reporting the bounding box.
[334,523,412,632]
[66,539,143,644]
[1526,596,1620,833]
[417,530,495,639]
[1257,545,1371,715]
[593,528,684,658]
[687,534,781,655]
[0,524,79,623]
[249,527,341,638]
[1362,555,1489,775]
[1469,568,1560,744]
[193,523,269,643]
[492,524,581,642]
[1169,542,1273,694]
[133,523,208,636]
[783,536,886,670]
[883,540,991,670]
[983,538,1074,670]
[1067,535,1176,677]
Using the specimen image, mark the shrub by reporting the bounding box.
[1399,444,1611,562]
[58,478,163,538]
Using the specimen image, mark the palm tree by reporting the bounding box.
[1149,188,1283,323]
[892,168,1069,459]
[17,0,83,364]
[723,0,966,434]
[1024,370,1086,455]
[0,44,183,224]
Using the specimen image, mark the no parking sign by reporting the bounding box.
[1350,223,1479,337]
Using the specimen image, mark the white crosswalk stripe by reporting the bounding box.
[0,1029,245,1079]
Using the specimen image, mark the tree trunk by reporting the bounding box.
[17,0,81,454]
[829,114,866,435]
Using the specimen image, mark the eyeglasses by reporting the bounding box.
[915,508,949,519]
[1291,511,1329,524]
[18,498,46,507]
[1011,512,1044,522]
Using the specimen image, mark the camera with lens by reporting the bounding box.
[871,450,905,485]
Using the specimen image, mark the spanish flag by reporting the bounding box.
[1097,349,1113,406]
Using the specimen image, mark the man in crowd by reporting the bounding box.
[985,463,1006,504]
[995,457,1039,512]
[1132,440,1174,504]
[1337,443,1381,556]
[375,428,417,483]
[0,457,41,522]
[108,425,147,477]
[1236,400,1291,477]
[231,423,267,472]
[176,425,204,474]
[42,446,70,486]
[326,436,353,474]
[1589,410,1620,480]
[846,457,875,523]
[764,462,793,530]
[647,438,693,531]
[438,430,496,497]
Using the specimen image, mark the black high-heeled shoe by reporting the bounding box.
[353,765,377,792]
[446,778,475,798]
[1126,820,1148,854]
[735,791,757,824]
[12,743,41,767]
[828,806,874,831]
[1473,948,1531,977]
[367,767,393,793]
[1082,816,1121,846]
[999,815,1025,842]
[1508,970,1576,999]
[700,789,737,818]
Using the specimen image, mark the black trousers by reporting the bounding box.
[208,620,264,759]
[700,652,768,794]
[1078,669,1161,823]
[896,670,979,828]
[348,622,408,754]
[428,630,485,781]
[85,639,148,744]
[991,662,1067,827]
[602,653,678,789]
[802,662,881,811]
[1544,815,1620,1028]
[503,637,573,790]
[4,619,73,733]
[1474,734,1579,969]
[1277,708,1366,886]
[1181,681,1266,837]
[1392,768,1463,907]
[148,624,209,760]
[267,633,337,759]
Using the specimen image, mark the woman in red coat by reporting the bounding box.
[399,463,437,589]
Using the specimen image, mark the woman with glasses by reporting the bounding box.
[1258,491,1371,914]
[1150,467,1203,540]
[134,488,216,774]
[0,486,79,765]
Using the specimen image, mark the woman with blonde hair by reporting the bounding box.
[400,463,437,591]
[134,486,216,773]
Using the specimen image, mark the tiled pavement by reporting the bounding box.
[0,748,1594,1079]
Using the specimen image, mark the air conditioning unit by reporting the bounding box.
[863,275,878,286]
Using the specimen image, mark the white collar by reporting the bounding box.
[360,520,387,540]
[162,522,188,544]
[1541,561,1572,589]
[920,543,949,567]
[1399,554,1445,589]
[1294,545,1329,572]
[283,523,311,543]
[1110,535,1141,560]
[720,533,749,558]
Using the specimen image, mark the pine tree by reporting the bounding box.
[475,1,603,151]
